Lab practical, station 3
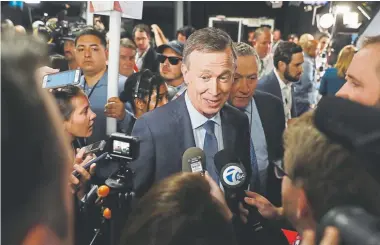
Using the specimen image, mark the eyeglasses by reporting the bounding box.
[273,160,289,179]
[157,54,182,65]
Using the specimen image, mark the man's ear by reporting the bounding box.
[296,188,311,219]
[181,63,189,85]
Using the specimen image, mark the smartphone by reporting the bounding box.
[42,69,81,89]
[83,140,106,156]
[72,152,108,178]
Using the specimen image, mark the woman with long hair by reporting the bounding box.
[319,45,356,96]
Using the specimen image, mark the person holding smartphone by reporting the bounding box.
[51,85,97,198]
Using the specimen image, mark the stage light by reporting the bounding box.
[319,13,334,29]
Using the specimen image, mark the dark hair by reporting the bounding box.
[49,54,69,71]
[119,69,166,112]
[318,33,330,40]
[51,85,86,121]
[287,33,298,40]
[176,26,196,39]
[273,41,303,69]
[75,28,107,48]
[119,173,236,245]
[132,24,151,38]
[2,34,70,245]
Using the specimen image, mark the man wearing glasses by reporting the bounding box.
[241,111,380,244]
[156,40,186,100]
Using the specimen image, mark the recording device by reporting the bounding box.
[76,133,139,245]
[318,207,380,245]
[314,96,380,182]
[84,140,107,156]
[182,147,206,173]
[42,69,81,89]
[105,133,139,161]
[214,150,263,230]
[214,150,289,245]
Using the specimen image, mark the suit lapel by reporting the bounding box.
[270,71,283,101]
[220,106,236,151]
[171,94,196,152]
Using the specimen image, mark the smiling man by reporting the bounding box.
[229,42,285,206]
[130,28,251,200]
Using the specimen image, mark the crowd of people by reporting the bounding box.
[2,13,380,245]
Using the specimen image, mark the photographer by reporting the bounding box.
[241,111,380,244]
[119,69,169,134]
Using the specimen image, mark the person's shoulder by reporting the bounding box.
[139,98,181,123]
[254,90,282,104]
[222,103,248,123]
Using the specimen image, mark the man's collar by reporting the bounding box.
[184,91,221,130]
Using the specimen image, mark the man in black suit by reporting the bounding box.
[229,42,285,207]
[130,27,251,200]
[257,42,304,125]
[133,24,159,73]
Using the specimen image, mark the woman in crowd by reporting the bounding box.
[319,45,356,96]
[119,69,169,134]
[119,172,236,245]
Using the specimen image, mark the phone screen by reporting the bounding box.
[42,69,81,89]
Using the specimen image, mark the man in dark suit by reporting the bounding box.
[256,41,304,124]
[133,24,159,73]
[229,42,285,207]
[130,27,251,200]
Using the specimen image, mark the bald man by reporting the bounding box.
[15,25,26,35]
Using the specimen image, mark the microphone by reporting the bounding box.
[214,150,263,230]
[214,150,290,244]
[314,96,380,159]
[182,147,206,174]
[318,206,380,245]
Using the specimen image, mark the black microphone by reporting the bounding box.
[314,96,380,159]
[182,147,206,174]
[318,206,380,245]
[214,150,289,245]
[214,150,264,232]
[314,96,380,183]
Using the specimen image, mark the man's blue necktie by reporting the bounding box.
[203,120,220,183]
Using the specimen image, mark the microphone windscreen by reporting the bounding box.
[314,96,380,158]
[214,149,237,172]
[182,147,206,173]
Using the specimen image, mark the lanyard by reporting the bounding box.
[83,80,99,99]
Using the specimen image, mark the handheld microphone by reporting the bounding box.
[314,96,380,159]
[214,150,289,244]
[318,206,380,245]
[72,152,108,178]
[182,147,206,174]
[214,150,263,231]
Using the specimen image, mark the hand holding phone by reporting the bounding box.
[42,69,81,89]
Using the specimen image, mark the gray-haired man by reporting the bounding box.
[130,27,252,201]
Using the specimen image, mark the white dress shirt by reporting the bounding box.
[135,46,150,70]
[184,92,224,151]
[274,69,293,122]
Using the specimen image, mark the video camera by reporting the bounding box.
[77,133,139,245]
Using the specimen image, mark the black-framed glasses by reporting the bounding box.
[273,160,289,179]
[157,54,182,65]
